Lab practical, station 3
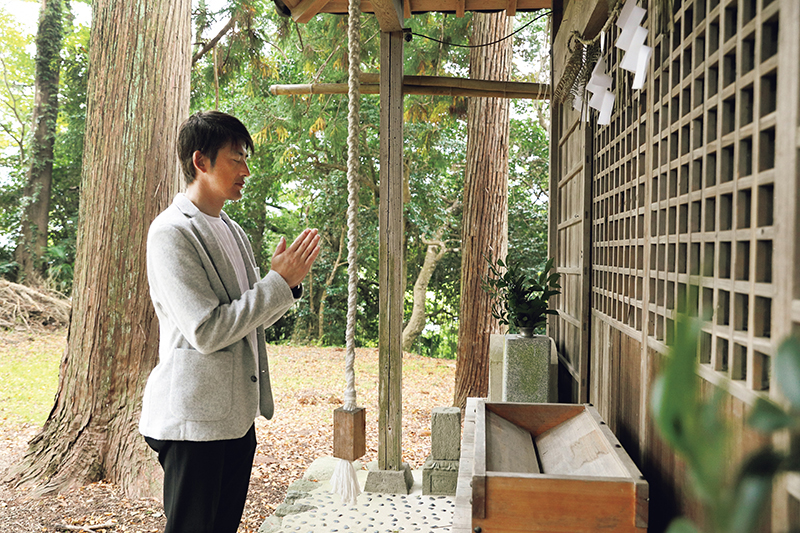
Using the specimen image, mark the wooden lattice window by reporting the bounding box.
[591,0,780,395]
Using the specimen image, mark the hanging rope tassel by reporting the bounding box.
[331,0,363,508]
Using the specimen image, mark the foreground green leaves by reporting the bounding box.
[652,317,800,532]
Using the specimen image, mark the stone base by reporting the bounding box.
[422,456,459,496]
[503,334,557,403]
[258,515,282,533]
[488,333,505,402]
[363,462,414,494]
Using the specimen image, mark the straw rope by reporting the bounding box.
[343,0,361,412]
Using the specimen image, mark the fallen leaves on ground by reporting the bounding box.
[0,336,456,533]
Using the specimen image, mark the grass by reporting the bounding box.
[0,329,64,426]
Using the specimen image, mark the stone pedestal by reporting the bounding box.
[422,457,459,495]
[422,406,461,495]
[364,462,414,494]
[488,334,505,402]
[502,335,557,403]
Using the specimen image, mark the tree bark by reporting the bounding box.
[14,0,63,283]
[6,0,191,498]
[318,226,346,341]
[453,12,511,409]
[401,235,447,352]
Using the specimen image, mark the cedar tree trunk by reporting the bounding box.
[453,11,511,409]
[6,0,191,497]
[15,0,63,282]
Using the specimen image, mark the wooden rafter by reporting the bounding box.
[279,0,551,19]
[371,0,404,31]
[507,0,518,16]
[291,0,330,23]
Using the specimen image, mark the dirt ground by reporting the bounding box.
[0,332,456,533]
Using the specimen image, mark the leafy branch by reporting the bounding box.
[652,316,800,533]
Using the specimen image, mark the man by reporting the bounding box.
[139,111,320,533]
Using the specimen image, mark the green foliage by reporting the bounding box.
[0,2,87,287]
[483,255,560,332]
[652,317,800,533]
[0,0,553,356]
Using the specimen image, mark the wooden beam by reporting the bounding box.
[270,76,551,99]
[506,0,518,16]
[403,0,411,19]
[270,83,381,95]
[378,30,404,472]
[372,0,404,32]
[456,0,465,17]
[291,0,329,23]
[295,0,552,16]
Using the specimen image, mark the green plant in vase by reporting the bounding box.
[483,256,561,337]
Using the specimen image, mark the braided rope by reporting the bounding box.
[343,0,361,412]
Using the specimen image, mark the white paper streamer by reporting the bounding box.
[598,91,616,125]
[632,45,652,89]
[614,0,652,91]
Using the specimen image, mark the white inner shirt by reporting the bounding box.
[201,212,259,397]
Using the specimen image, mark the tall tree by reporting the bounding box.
[453,12,512,408]
[14,0,64,283]
[7,0,191,497]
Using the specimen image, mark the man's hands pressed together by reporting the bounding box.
[270,228,321,289]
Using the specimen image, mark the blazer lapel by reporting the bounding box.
[173,194,242,303]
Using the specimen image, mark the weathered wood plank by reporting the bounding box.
[269,76,551,99]
[377,30,405,472]
[290,0,329,23]
[535,409,628,478]
[485,410,540,473]
[300,0,552,14]
[453,398,478,533]
[475,474,643,532]
[485,402,585,436]
[371,0,404,31]
[472,399,487,519]
[333,407,366,461]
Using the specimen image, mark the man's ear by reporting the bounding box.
[192,150,208,174]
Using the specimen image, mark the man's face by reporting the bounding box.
[199,142,251,203]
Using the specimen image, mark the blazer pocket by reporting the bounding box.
[169,348,234,421]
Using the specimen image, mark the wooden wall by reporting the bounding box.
[549,0,800,530]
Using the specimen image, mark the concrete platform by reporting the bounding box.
[261,457,455,533]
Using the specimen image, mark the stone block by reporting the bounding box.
[421,456,459,496]
[303,455,362,482]
[503,335,557,403]
[258,515,282,533]
[488,334,505,402]
[431,406,461,461]
[363,462,413,494]
[274,502,317,517]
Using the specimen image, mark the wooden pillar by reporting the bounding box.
[378,30,404,472]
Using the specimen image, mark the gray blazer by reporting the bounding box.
[139,193,297,442]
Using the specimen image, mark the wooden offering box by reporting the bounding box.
[453,399,648,533]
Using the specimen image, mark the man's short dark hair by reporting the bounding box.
[177,111,255,184]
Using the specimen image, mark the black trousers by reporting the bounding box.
[145,425,257,533]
